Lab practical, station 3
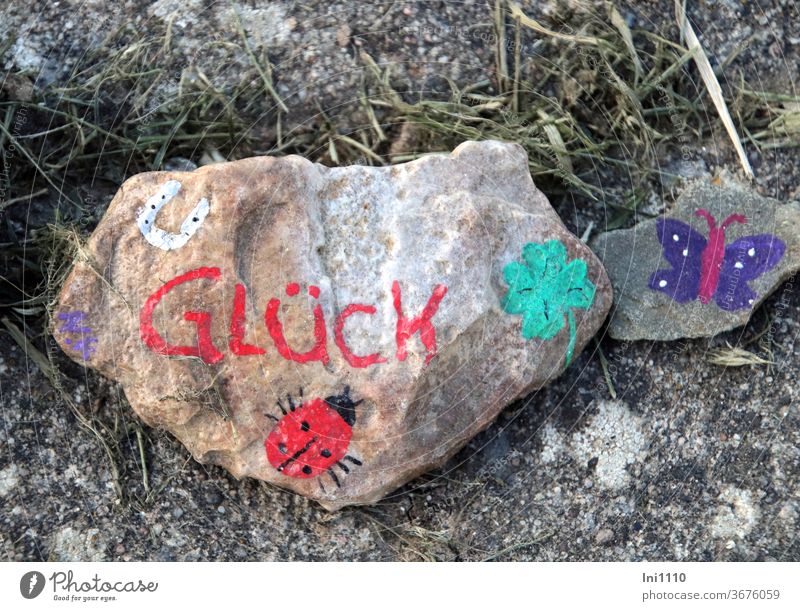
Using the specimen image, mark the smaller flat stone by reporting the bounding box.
[592,178,800,341]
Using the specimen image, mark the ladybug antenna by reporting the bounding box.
[324,385,363,427]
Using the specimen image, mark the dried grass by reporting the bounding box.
[707,343,774,367]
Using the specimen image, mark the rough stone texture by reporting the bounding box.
[53,141,612,509]
[592,178,800,340]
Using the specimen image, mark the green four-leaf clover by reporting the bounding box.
[502,239,596,365]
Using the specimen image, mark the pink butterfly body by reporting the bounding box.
[695,209,747,304]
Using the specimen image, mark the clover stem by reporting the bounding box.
[565,310,577,366]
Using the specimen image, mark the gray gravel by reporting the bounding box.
[1,0,799,561]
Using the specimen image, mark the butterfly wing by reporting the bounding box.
[714,234,786,311]
[648,218,707,303]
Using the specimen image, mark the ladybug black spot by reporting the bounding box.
[321,449,332,458]
[301,421,310,432]
[278,443,287,454]
[302,465,312,475]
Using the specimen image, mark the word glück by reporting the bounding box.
[139,266,448,367]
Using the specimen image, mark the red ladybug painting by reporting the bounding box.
[265,386,363,490]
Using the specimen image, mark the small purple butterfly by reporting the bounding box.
[648,208,785,311]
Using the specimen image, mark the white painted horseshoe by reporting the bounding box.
[136,180,210,251]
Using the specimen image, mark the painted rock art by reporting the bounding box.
[54,141,611,509]
[502,240,596,365]
[56,311,98,361]
[592,177,800,341]
[648,209,784,310]
[136,179,209,250]
[264,386,363,491]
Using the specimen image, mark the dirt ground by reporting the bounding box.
[1,0,799,561]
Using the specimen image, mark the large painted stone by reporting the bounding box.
[54,141,611,510]
[592,178,799,341]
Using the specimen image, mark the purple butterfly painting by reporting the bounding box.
[648,209,785,311]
